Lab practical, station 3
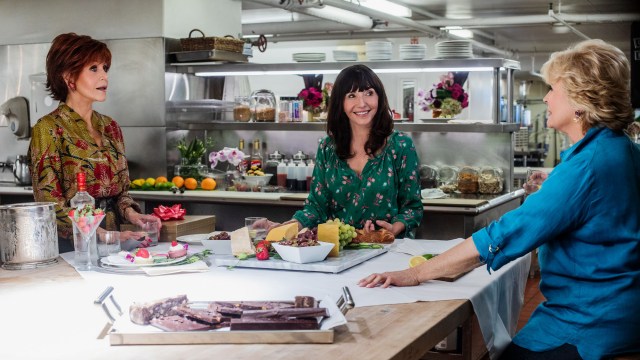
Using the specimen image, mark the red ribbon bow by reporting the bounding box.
[152,204,186,221]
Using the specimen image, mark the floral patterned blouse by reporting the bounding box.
[293,130,423,238]
[28,103,140,240]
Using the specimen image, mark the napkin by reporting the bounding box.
[390,238,427,256]
[390,238,466,256]
[142,260,210,276]
[421,188,448,199]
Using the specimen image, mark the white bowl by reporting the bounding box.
[272,241,334,264]
[243,174,273,187]
[201,232,232,255]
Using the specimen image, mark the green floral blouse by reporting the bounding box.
[293,130,423,238]
[28,103,140,240]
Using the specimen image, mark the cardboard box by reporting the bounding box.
[121,215,216,242]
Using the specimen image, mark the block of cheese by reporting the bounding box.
[230,227,255,257]
[265,223,298,242]
[317,223,340,257]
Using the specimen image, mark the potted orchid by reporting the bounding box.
[208,147,246,190]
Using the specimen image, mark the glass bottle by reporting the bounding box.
[70,172,97,270]
[250,139,263,170]
[296,160,307,192]
[238,139,250,173]
[264,150,283,185]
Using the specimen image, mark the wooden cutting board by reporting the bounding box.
[422,198,488,207]
[436,269,472,282]
[280,193,310,201]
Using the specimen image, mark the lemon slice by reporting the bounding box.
[409,255,427,268]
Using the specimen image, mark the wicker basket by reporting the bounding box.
[180,29,245,53]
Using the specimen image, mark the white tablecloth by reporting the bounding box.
[58,239,530,359]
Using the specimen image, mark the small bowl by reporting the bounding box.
[243,174,273,188]
[201,232,232,255]
[272,241,334,264]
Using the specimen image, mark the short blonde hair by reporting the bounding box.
[541,39,633,133]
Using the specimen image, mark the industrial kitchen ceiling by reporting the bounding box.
[240,0,639,71]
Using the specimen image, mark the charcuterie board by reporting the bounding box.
[214,247,388,273]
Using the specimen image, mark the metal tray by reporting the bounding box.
[170,50,248,63]
[214,247,388,273]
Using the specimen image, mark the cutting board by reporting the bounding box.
[280,193,310,201]
[436,269,472,282]
[422,198,488,207]
[121,215,215,242]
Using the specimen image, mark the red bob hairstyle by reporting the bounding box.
[45,33,111,101]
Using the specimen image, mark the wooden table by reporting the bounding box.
[0,260,488,360]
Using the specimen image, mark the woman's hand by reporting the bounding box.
[363,219,405,237]
[523,170,548,195]
[358,268,421,288]
[127,209,162,229]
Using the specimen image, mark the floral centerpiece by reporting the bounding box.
[175,136,214,180]
[208,147,247,190]
[417,72,469,118]
[298,74,331,121]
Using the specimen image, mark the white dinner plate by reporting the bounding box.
[176,233,209,244]
[100,254,186,268]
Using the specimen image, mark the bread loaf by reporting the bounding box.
[352,229,395,244]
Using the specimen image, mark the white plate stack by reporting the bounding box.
[365,41,392,61]
[399,44,427,60]
[333,50,358,61]
[292,53,326,62]
[434,40,473,59]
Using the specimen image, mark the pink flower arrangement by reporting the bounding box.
[298,87,324,109]
[417,72,469,117]
[209,147,246,169]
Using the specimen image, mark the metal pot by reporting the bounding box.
[0,202,58,270]
[13,155,31,186]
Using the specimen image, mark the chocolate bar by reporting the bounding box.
[129,295,188,325]
[294,296,317,308]
[241,307,328,319]
[175,305,224,325]
[150,315,213,332]
[229,317,319,331]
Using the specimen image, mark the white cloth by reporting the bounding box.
[60,239,530,358]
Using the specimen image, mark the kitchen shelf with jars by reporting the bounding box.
[164,57,521,193]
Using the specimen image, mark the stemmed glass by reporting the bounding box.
[69,210,105,271]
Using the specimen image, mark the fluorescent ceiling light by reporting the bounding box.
[356,0,412,18]
[443,26,474,39]
[195,67,493,77]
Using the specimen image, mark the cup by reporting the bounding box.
[524,169,546,195]
[98,231,121,257]
[245,216,267,241]
[137,220,160,246]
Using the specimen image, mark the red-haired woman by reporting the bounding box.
[28,33,160,253]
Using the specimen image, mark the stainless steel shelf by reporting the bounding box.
[167,58,520,75]
[176,121,520,133]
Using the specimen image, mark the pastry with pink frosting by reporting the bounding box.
[168,241,188,259]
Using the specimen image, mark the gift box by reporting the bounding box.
[121,215,216,242]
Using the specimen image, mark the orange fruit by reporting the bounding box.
[184,177,198,190]
[201,178,216,190]
[155,176,168,184]
[171,176,185,188]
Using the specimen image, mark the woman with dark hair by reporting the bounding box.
[28,33,160,253]
[270,64,423,238]
[359,40,640,359]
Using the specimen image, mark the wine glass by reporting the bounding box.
[70,212,105,271]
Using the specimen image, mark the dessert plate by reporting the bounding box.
[100,254,187,268]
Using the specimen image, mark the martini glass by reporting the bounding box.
[70,212,105,271]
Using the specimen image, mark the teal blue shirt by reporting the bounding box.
[473,127,640,360]
[293,130,423,238]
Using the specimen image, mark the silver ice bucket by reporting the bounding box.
[0,202,59,270]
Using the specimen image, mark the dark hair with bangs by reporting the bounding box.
[326,64,393,160]
[46,33,112,101]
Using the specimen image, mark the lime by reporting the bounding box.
[422,253,437,260]
[409,255,427,268]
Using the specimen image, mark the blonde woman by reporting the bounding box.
[359,40,640,360]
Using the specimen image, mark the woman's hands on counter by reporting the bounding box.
[363,219,405,237]
[358,268,421,288]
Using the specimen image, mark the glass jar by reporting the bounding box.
[278,98,291,122]
[438,165,459,193]
[457,166,479,194]
[250,89,276,122]
[478,166,504,194]
[233,96,251,122]
[419,165,439,189]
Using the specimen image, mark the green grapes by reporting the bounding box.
[326,218,357,250]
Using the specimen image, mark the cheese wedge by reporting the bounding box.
[317,223,340,257]
[265,223,298,242]
[230,227,255,257]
